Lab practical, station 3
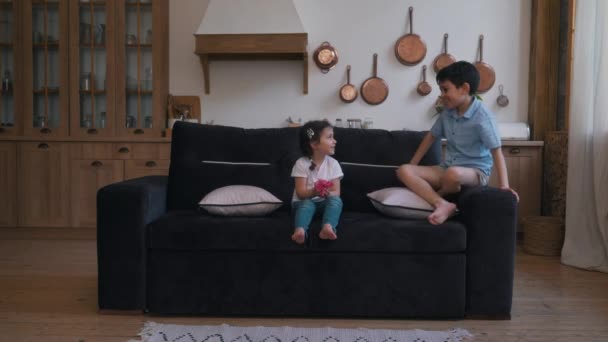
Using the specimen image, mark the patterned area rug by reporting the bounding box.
[130,322,473,342]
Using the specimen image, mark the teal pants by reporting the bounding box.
[292,196,343,233]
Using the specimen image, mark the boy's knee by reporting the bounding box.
[397,164,414,180]
[442,167,462,185]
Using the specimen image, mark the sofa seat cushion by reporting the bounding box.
[147,210,300,251]
[309,212,466,253]
[148,211,466,254]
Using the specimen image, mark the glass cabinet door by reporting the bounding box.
[23,0,69,137]
[69,0,116,137]
[0,1,22,136]
[116,0,167,137]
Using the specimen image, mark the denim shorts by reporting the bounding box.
[438,164,489,186]
[474,168,490,186]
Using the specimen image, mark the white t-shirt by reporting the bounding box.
[291,156,344,202]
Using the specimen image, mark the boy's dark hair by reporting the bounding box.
[436,61,480,95]
[299,120,332,158]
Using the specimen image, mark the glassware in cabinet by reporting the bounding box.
[117,0,167,137]
[70,0,116,137]
[0,0,22,136]
[23,0,69,137]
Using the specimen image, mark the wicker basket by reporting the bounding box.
[523,216,565,256]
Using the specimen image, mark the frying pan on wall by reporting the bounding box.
[474,35,495,93]
[432,33,456,72]
[339,65,358,103]
[416,65,432,96]
[361,53,389,105]
[394,7,426,66]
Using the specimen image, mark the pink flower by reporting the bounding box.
[314,179,333,197]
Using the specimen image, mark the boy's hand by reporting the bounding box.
[314,179,333,197]
[501,186,520,203]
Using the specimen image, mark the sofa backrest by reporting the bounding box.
[332,127,441,212]
[167,122,300,211]
[167,122,441,212]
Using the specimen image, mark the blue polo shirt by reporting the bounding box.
[430,97,501,176]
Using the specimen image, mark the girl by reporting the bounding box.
[291,120,344,244]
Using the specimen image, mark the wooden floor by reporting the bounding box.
[1,229,607,342]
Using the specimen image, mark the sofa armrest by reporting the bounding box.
[97,175,168,311]
[457,186,517,318]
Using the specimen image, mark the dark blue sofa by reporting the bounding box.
[97,121,517,319]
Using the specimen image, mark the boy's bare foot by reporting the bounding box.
[428,200,457,225]
[319,224,337,240]
[291,228,306,244]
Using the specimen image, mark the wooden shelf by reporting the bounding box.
[125,2,152,7]
[33,88,59,95]
[78,1,107,7]
[79,90,106,95]
[195,33,308,94]
[33,43,60,49]
[32,1,59,7]
[79,44,106,48]
[126,44,151,48]
[126,90,152,95]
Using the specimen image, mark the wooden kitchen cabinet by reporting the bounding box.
[71,159,124,227]
[68,141,169,227]
[124,158,169,180]
[488,143,543,228]
[0,142,17,226]
[18,141,70,227]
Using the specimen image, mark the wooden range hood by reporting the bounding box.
[194,0,308,94]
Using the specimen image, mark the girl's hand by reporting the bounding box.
[314,179,333,197]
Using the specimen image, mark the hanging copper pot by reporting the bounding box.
[313,41,339,73]
[339,65,358,103]
[432,33,456,73]
[416,65,432,96]
[361,53,389,105]
[394,7,426,66]
[474,35,495,93]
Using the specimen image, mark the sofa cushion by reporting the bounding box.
[147,210,302,251]
[309,212,466,253]
[199,185,283,216]
[367,187,434,219]
[147,211,466,253]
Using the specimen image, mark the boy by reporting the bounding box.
[397,61,518,225]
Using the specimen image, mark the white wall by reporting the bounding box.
[170,0,530,130]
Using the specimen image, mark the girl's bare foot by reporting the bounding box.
[428,200,457,225]
[319,224,337,240]
[291,228,306,244]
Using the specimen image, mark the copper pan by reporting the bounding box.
[474,35,495,93]
[416,65,432,96]
[339,65,358,103]
[395,7,426,66]
[361,53,389,105]
[432,33,456,72]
